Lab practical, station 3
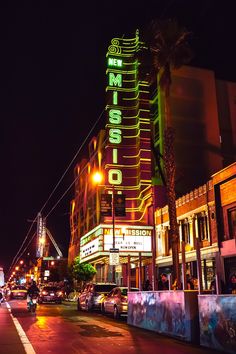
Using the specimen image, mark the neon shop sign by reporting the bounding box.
[107,57,123,185]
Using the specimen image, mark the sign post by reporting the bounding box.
[109,248,120,266]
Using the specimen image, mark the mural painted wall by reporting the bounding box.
[127,291,199,342]
[199,295,236,353]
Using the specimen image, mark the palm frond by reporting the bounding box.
[143,18,193,88]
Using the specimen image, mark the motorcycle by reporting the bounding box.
[27,294,38,314]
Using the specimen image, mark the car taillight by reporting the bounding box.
[57,291,63,296]
[42,291,48,295]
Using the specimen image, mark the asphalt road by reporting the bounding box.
[5,299,220,354]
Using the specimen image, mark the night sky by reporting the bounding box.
[1,1,236,273]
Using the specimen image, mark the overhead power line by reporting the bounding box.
[39,108,105,214]
[8,108,105,275]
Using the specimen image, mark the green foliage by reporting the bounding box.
[142,19,193,94]
[71,256,96,283]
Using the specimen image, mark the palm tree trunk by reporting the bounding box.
[163,95,181,289]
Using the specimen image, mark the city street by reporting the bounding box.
[0,300,220,354]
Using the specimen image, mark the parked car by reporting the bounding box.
[77,283,116,311]
[38,286,63,304]
[102,286,139,319]
[10,285,27,299]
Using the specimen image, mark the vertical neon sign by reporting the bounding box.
[107,58,123,185]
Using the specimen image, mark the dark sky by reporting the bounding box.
[1,0,236,273]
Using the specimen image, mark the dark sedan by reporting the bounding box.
[38,286,63,304]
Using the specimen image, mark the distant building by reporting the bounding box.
[36,257,68,285]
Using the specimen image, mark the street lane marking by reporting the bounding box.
[6,302,36,354]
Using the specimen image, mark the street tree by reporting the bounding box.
[71,256,96,287]
[143,19,193,288]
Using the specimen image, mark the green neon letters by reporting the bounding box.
[108,169,122,185]
[108,58,123,67]
[108,57,123,186]
[109,73,122,87]
[113,91,118,105]
[112,149,118,163]
[109,129,122,144]
[109,109,122,124]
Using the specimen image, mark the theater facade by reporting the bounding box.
[68,31,157,286]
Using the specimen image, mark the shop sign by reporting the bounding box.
[101,194,112,216]
[104,227,152,236]
[116,265,122,273]
[104,234,151,252]
[80,238,99,259]
[107,56,123,186]
[109,248,120,265]
[114,194,126,216]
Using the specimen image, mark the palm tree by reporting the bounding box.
[143,19,193,288]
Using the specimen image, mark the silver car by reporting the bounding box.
[77,283,116,311]
[102,286,139,319]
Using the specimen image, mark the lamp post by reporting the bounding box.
[111,184,116,283]
[152,186,157,291]
[111,185,115,248]
[92,172,117,283]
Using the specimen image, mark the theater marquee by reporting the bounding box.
[104,234,151,252]
[80,225,153,260]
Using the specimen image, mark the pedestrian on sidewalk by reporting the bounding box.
[143,279,152,291]
[158,273,169,290]
[186,275,194,290]
[226,273,236,294]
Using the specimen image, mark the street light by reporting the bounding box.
[92,171,116,283]
[93,172,103,184]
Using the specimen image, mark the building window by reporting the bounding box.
[181,220,190,244]
[222,203,236,241]
[197,213,208,241]
[228,207,236,240]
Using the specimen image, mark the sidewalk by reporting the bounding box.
[0,303,26,354]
